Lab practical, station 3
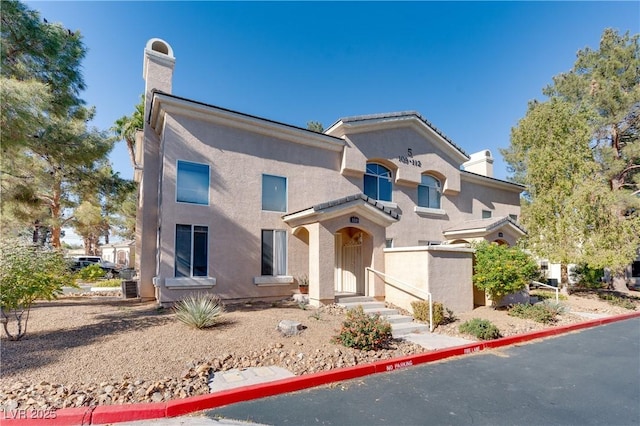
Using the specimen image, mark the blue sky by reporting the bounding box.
[27,1,639,184]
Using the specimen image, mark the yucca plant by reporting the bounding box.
[174,293,224,329]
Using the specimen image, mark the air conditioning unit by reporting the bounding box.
[121,280,139,299]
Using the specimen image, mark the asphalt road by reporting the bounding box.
[204,318,640,426]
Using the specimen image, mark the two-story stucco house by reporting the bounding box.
[136,39,525,311]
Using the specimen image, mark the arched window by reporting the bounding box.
[364,163,392,201]
[418,175,441,209]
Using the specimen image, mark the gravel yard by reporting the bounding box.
[1,289,637,411]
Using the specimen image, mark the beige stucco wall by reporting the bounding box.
[384,246,474,314]
[152,113,360,303]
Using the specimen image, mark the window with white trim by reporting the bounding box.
[482,210,492,219]
[262,174,287,212]
[418,175,442,209]
[175,224,208,277]
[261,230,287,276]
[176,161,209,205]
[364,163,392,202]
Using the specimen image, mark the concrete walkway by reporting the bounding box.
[403,330,474,349]
[208,367,294,393]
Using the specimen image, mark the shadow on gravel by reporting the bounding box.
[0,299,174,376]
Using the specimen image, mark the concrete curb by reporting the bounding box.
[3,311,639,425]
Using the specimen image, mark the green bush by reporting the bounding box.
[332,305,392,350]
[570,264,605,289]
[92,279,122,288]
[598,293,637,310]
[174,293,224,329]
[0,241,74,340]
[458,318,502,340]
[75,264,105,282]
[473,241,539,307]
[411,300,454,328]
[508,303,558,324]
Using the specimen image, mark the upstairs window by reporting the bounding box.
[418,175,441,209]
[364,163,392,202]
[262,174,287,212]
[177,161,209,205]
[482,210,492,219]
[175,224,208,277]
[261,230,287,276]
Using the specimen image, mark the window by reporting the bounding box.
[482,210,492,219]
[261,230,287,276]
[419,240,441,246]
[262,174,287,212]
[175,224,208,277]
[509,214,518,221]
[385,238,394,249]
[364,163,392,202]
[632,261,640,278]
[418,175,441,209]
[176,161,209,205]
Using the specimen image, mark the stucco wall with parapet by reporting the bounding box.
[384,246,474,314]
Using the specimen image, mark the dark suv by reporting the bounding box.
[68,256,120,278]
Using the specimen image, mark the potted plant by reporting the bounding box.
[297,275,309,294]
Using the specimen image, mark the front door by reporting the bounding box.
[335,231,364,294]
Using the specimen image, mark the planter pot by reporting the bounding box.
[299,286,309,294]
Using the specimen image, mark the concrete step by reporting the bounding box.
[335,297,426,338]
[391,322,431,338]
[384,314,415,325]
[335,295,375,304]
[340,301,385,311]
[363,307,399,317]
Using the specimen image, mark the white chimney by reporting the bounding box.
[463,150,494,177]
[142,38,175,116]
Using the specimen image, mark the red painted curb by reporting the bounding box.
[0,407,92,425]
[166,363,377,417]
[91,402,165,424]
[2,311,639,425]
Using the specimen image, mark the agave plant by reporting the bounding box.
[174,293,224,329]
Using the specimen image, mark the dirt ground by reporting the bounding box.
[1,288,638,389]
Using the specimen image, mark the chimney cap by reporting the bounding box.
[145,38,174,58]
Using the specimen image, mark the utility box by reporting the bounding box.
[122,280,139,299]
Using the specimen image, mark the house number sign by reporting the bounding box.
[398,148,422,167]
[350,216,360,224]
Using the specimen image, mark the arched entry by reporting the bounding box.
[334,227,371,295]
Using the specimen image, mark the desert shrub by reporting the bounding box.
[174,293,224,329]
[411,300,455,328]
[508,303,557,324]
[332,305,392,350]
[570,264,605,289]
[598,293,637,310]
[0,241,74,340]
[75,263,105,282]
[540,299,568,315]
[473,241,539,308]
[92,279,122,288]
[458,318,501,340]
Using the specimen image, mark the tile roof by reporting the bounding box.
[312,193,400,220]
[444,216,527,234]
[334,111,468,158]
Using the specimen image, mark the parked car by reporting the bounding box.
[67,256,120,278]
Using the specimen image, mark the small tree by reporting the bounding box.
[0,240,73,340]
[473,241,539,308]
